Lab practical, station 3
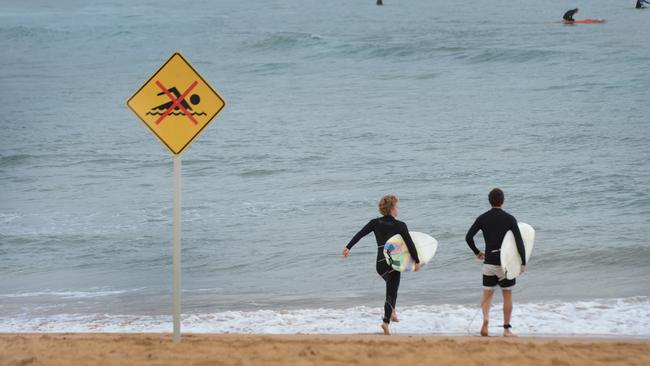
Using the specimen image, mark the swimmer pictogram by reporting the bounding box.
[146,81,205,125]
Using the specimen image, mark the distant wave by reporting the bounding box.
[329,41,562,64]
[0,26,133,42]
[0,289,130,299]
[0,154,34,168]
[0,25,70,41]
[109,30,132,37]
[237,169,289,178]
[239,62,297,75]
[242,32,561,66]
[1,297,648,336]
[336,43,424,59]
[245,32,324,50]
[460,48,562,64]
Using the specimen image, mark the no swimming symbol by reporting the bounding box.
[146,80,207,125]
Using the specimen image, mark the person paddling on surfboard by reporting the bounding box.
[563,8,578,22]
[465,188,526,337]
[342,194,421,335]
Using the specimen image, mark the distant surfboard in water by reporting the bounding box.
[569,19,606,23]
[546,19,607,24]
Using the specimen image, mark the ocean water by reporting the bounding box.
[1,0,649,336]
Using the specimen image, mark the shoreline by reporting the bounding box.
[2,333,649,366]
[3,331,650,341]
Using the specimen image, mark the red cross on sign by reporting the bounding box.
[154,80,199,125]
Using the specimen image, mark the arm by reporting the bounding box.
[400,223,420,263]
[465,218,482,256]
[511,219,526,265]
[346,220,374,250]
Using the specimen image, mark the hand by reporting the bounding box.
[520,265,525,274]
[476,251,485,261]
[414,262,422,271]
[342,247,350,257]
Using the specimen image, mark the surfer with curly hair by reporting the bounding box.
[342,194,421,335]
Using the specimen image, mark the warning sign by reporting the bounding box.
[126,52,226,155]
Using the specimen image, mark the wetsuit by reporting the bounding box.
[563,8,578,21]
[346,215,420,324]
[465,208,526,287]
[637,0,649,8]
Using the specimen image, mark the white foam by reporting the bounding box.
[1,297,648,337]
[0,289,131,299]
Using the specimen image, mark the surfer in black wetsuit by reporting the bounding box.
[465,188,526,337]
[563,8,578,22]
[637,0,650,9]
[342,195,421,335]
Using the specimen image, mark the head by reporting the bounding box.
[488,188,504,208]
[574,8,579,13]
[378,194,399,217]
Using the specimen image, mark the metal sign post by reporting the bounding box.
[126,52,226,343]
[172,154,182,343]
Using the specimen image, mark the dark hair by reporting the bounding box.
[488,188,504,207]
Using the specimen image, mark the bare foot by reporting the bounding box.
[391,311,399,323]
[503,328,517,337]
[480,320,489,337]
[381,322,390,335]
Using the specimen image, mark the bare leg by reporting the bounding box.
[381,322,390,335]
[502,289,516,337]
[481,289,494,336]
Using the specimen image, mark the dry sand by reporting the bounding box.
[1,333,649,366]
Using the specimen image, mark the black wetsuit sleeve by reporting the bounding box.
[400,223,420,263]
[465,218,482,255]
[510,218,526,265]
[346,220,374,250]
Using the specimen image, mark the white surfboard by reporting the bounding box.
[500,223,535,280]
[383,232,438,272]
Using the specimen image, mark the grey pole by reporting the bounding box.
[172,154,182,343]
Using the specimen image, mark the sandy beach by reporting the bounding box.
[1,333,649,366]
[2,2,650,366]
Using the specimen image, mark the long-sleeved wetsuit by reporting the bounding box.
[637,0,649,9]
[346,215,419,324]
[465,208,526,266]
[563,8,578,21]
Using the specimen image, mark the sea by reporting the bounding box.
[1,0,649,337]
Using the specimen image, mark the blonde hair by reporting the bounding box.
[378,195,398,216]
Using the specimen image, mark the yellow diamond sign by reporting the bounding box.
[126,52,226,155]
